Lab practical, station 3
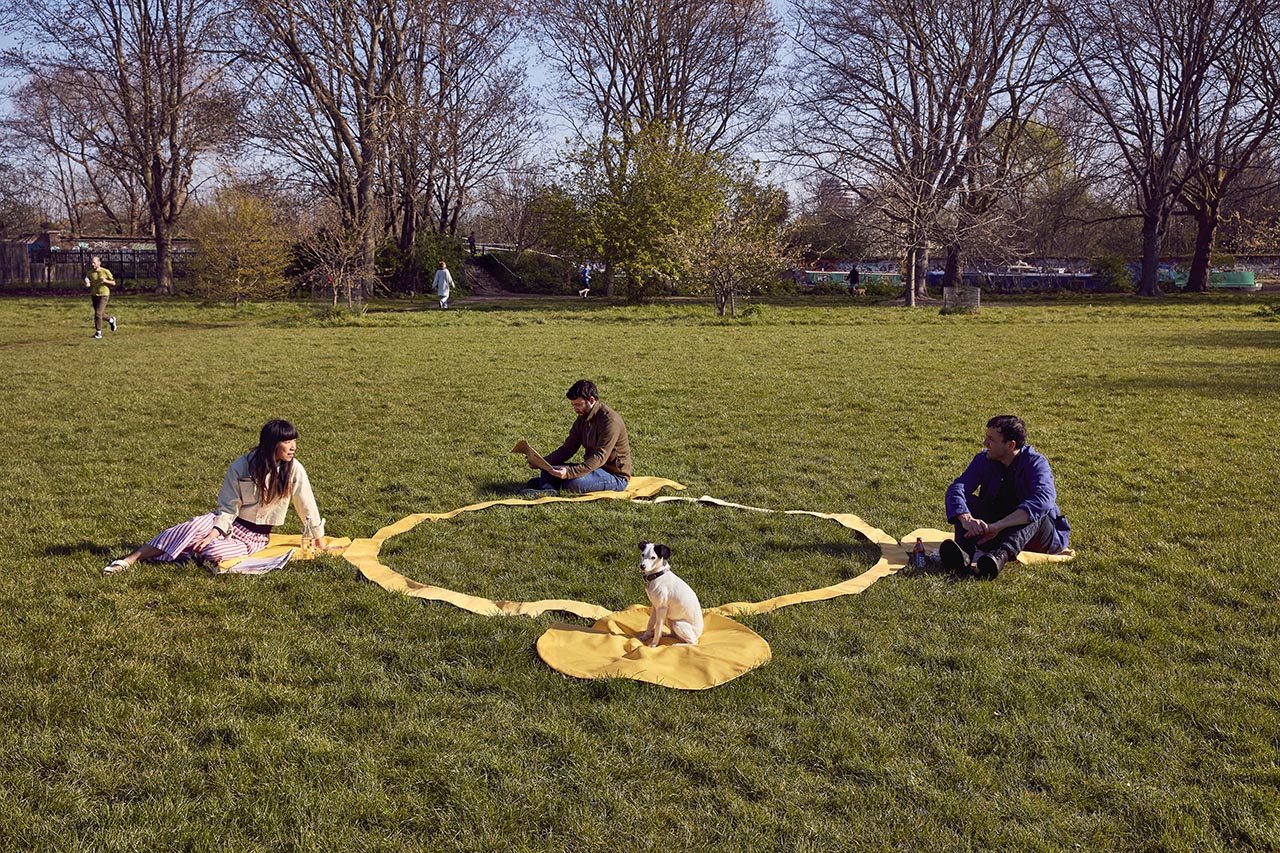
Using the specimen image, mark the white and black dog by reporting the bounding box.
[638,541,704,647]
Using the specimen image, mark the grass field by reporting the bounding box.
[2,294,1278,851]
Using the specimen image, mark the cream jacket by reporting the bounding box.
[213,452,323,538]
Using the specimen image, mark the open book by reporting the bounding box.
[211,548,295,576]
[511,439,559,475]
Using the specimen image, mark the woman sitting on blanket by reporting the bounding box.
[103,419,327,574]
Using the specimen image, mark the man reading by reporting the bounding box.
[519,379,631,497]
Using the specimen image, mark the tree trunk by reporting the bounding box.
[943,243,962,289]
[915,246,929,300]
[1137,213,1163,297]
[154,218,174,294]
[398,189,419,294]
[357,167,378,300]
[904,249,916,308]
[1186,205,1219,293]
[603,261,614,298]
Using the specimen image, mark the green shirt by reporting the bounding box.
[86,266,115,296]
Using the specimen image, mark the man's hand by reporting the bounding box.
[975,509,1028,544]
[960,514,988,539]
[550,466,569,479]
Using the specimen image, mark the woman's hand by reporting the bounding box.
[196,529,220,552]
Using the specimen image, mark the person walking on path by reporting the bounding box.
[434,260,454,309]
[84,256,117,339]
[102,419,329,575]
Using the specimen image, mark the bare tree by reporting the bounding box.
[788,0,1054,305]
[240,0,411,285]
[0,159,47,237]
[534,0,780,155]
[2,0,240,292]
[471,162,551,262]
[533,0,780,295]
[382,0,535,251]
[1054,0,1238,296]
[1176,0,1280,291]
[3,72,148,235]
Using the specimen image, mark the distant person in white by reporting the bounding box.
[434,260,454,309]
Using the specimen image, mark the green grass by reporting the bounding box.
[3,294,1279,851]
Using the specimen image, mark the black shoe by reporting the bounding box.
[975,549,1007,580]
[522,477,541,490]
[940,539,970,576]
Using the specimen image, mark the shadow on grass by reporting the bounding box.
[44,541,114,558]
[1166,329,1280,349]
[1088,368,1280,399]
[766,540,881,561]
[474,479,532,499]
[901,560,977,581]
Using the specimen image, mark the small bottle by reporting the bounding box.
[300,520,313,559]
[913,537,927,569]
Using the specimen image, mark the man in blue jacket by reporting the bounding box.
[942,415,1071,579]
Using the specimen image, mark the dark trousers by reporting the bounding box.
[92,294,110,331]
[952,513,1058,560]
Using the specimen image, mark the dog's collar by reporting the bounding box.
[644,570,668,582]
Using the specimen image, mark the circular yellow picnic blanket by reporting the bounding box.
[536,606,771,690]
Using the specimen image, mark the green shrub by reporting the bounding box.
[487,250,578,295]
[803,280,849,296]
[1091,253,1134,293]
[864,280,905,298]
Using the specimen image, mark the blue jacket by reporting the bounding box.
[945,445,1071,550]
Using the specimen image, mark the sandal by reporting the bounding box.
[102,559,130,575]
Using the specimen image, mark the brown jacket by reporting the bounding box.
[544,401,632,479]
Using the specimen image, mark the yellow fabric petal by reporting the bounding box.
[536,606,771,690]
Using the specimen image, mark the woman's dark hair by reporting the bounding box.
[249,419,298,504]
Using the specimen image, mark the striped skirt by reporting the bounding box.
[147,512,270,566]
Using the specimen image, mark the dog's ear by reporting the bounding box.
[656,544,671,560]
[638,541,649,552]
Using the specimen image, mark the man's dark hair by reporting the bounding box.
[987,415,1027,447]
[566,379,598,401]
